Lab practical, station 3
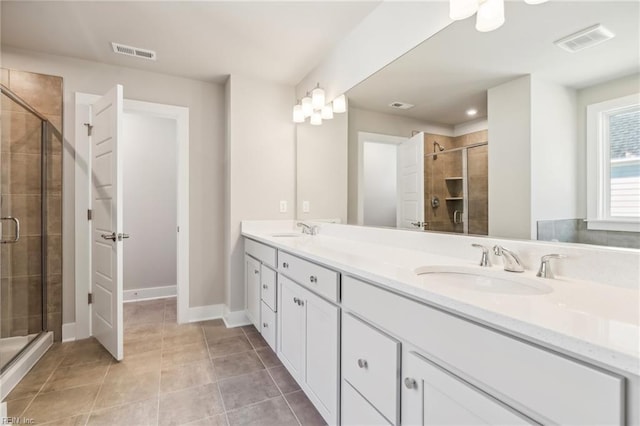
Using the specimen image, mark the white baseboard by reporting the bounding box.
[223,308,251,328]
[187,304,225,323]
[62,322,76,342]
[124,285,177,302]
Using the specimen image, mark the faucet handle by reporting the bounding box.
[537,254,566,279]
[471,244,490,267]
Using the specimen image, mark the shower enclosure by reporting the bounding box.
[0,84,50,373]
[424,142,488,235]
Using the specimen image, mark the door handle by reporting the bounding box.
[0,217,20,244]
[410,221,423,228]
[117,233,130,241]
[101,232,117,241]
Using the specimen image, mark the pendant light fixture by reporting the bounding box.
[292,103,305,123]
[476,0,505,32]
[332,94,347,114]
[310,111,322,126]
[311,83,325,110]
[321,105,334,120]
[301,93,313,118]
[291,84,346,125]
[450,0,548,32]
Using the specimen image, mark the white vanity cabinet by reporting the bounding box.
[244,239,278,350]
[402,351,533,425]
[278,268,340,425]
[342,275,625,426]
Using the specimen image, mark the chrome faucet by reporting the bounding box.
[492,245,524,273]
[297,222,319,235]
[471,244,491,267]
[536,254,566,279]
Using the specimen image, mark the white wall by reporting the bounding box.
[488,75,532,240]
[576,73,640,218]
[122,113,177,291]
[1,47,225,324]
[348,107,452,224]
[296,113,348,223]
[531,79,578,236]
[225,74,296,314]
[296,2,452,101]
[363,142,397,227]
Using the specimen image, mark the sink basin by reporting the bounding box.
[414,265,552,295]
[270,233,303,238]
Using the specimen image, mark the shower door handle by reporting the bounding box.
[0,217,20,244]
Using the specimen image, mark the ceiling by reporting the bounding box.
[347,1,640,126]
[0,1,380,85]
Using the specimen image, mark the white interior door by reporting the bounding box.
[90,85,124,360]
[397,132,425,229]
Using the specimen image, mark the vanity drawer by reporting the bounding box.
[245,238,276,268]
[278,251,339,302]
[260,301,276,351]
[342,276,624,425]
[260,265,277,311]
[342,379,391,426]
[342,313,400,424]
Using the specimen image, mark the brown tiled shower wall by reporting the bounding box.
[1,68,63,341]
[423,130,488,235]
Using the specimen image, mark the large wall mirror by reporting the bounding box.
[297,1,640,249]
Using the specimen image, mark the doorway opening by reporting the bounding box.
[74,92,189,358]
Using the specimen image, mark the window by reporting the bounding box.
[587,93,640,232]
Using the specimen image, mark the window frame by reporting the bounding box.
[586,93,640,232]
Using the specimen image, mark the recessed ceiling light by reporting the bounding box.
[466,108,478,116]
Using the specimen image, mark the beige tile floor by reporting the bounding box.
[4,298,326,426]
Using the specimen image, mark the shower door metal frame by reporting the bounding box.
[0,84,50,374]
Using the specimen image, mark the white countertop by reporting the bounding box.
[242,221,640,376]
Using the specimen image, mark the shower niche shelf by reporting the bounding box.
[445,177,463,181]
[445,197,464,201]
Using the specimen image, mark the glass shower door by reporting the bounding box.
[0,91,45,371]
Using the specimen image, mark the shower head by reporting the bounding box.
[433,141,445,152]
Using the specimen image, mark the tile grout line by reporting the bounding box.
[242,325,302,426]
[83,353,114,425]
[201,323,230,426]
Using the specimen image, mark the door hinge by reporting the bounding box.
[88,293,93,304]
[177,226,180,233]
[87,209,93,220]
[84,123,93,136]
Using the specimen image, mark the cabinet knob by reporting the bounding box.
[263,323,268,328]
[309,275,317,283]
[254,269,259,274]
[299,300,304,306]
[282,262,289,269]
[357,359,368,369]
[293,297,299,304]
[262,284,268,289]
[404,377,417,389]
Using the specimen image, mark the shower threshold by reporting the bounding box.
[0,332,53,401]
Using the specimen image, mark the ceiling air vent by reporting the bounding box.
[554,24,615,53]
[111,42,157,61]
[389,101,414,110]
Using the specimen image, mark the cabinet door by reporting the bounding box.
[278,275,305,380]
[304,289,339,423]
[245,255,261,329]
[402,351,533,426]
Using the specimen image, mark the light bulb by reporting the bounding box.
[524,0,548,4]
[466,108,478,116]
[450,0,479,20]
[332,94,346,113]
[301,95,313,117]
[321,105,334,120]
[293,104,305,123]
[311,85,325,110]
[310,111,322,126]
[476,0,504,32]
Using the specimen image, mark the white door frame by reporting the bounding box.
[356,131,408,225]
[75,93,190,339]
